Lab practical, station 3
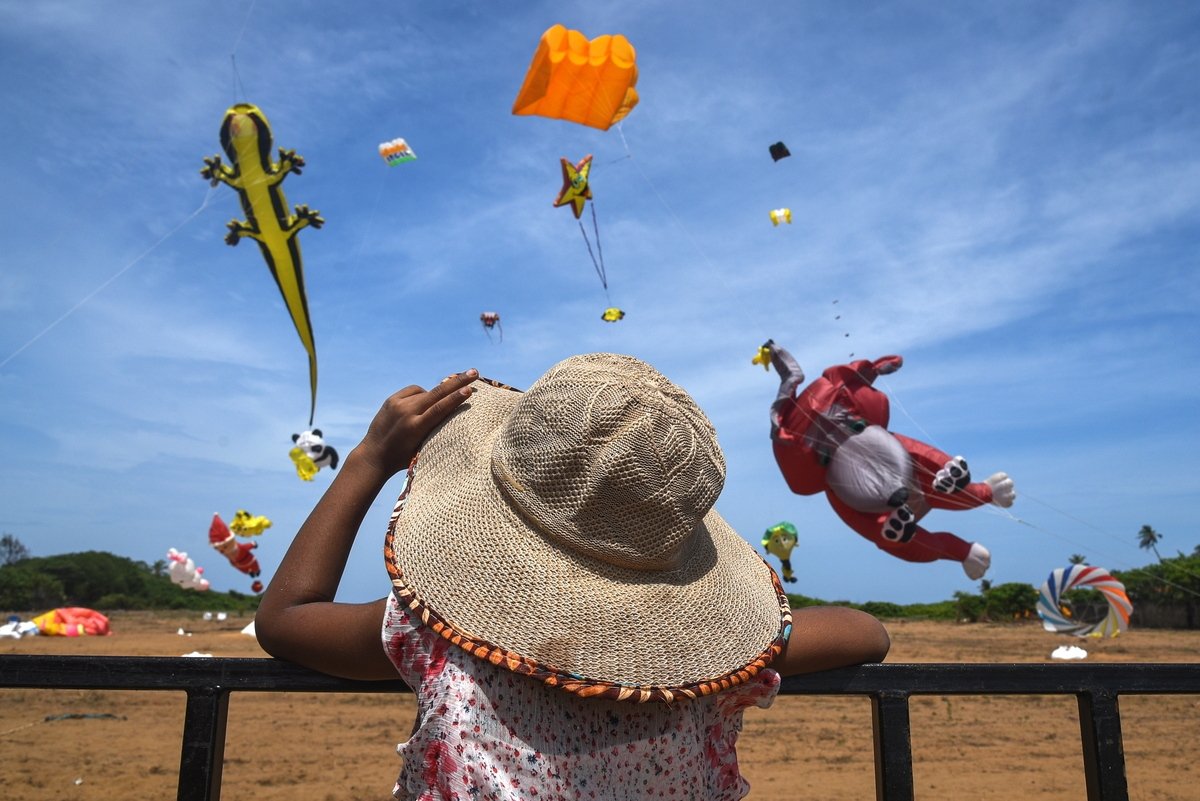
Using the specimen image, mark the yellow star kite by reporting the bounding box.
[554,155,593,219]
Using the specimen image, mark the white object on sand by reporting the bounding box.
[1050,645,1088,660]
[241,619,257,638]
[0,620,39,639]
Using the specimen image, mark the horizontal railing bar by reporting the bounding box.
[781,662,1200,695]
[2,655,1198,695]
[0,655,410,693]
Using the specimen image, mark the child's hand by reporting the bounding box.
[356,369,478,477]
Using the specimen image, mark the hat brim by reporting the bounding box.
[385,377,792,703]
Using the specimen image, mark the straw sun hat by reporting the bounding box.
[385,353,791,703]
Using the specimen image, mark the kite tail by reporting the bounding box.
[578,206,608,291]
[306,349,317,427]
[591,202,607,290]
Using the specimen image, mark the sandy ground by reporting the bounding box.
[1,612,1198,800]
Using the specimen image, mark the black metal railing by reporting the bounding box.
[2,655,1198,801]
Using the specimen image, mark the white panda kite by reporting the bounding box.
[289,428,339,481]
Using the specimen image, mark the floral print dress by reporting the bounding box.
[382,593,780,801]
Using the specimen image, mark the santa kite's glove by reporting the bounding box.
[933,456,971,494]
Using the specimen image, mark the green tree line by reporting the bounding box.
[0,545,259,613]
[3,527,1197,626]
[819,549,1200,628]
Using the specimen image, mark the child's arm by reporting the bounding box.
[255,369,478,680]
[771,606,890,676]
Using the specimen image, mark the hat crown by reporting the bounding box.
[491,354,725,571]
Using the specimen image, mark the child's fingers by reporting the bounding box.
[417,371,472,417]
[420,369,477,418]
[392,385,427,400]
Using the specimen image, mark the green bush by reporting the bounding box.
[0,567,66,611]
[985,582,1039,620]
[954,591,987,622]
[0,551,259,613]
[95,593,140,610]
[858,601,905,618]
[784,593,826,609]
[897,600,958,620]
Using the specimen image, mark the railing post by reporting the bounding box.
[1077,690,1128,801]
[871,690,914,801]
[178,686,230,801]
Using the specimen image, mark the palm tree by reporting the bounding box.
[1137,525,1164,562]
[1069,553,1087,565]
[0,533,29,565]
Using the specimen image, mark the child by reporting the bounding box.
[256,353,889,801]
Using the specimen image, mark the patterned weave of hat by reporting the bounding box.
[385,353,792,703]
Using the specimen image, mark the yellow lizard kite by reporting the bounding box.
[201,103,324,426]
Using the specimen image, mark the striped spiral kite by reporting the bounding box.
[1037,565,1131,638]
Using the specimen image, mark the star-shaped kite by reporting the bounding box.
[554,155,593,219]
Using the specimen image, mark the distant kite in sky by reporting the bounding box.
[601,307,625,323]
[762,521,799,583]
[167,548,210,591]
[230,509,273,536]
[512,24,639,131]
[752,344,772,370]
[379,137,417,166]
[515,27,633,320]
[480,311,502,342]
[290,429,339,481]
[552,155,613,305]
[201,102,324,427]
[769,208,792,226]
[554,155,593,219]
[209,513,263,592]
[769,142,791,161]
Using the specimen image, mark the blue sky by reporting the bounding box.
[2,1,1198,606]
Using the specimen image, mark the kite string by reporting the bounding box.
[1000,492,1200,589]
[577,217,610,303]
[873,370,1191,582]
[613,123,732,293]
[591,201,606,289]
[229,0,257,101]
[588,200,609,292]
[0,187,219,370]
[345,168,387,269]
[990,500,1200,599]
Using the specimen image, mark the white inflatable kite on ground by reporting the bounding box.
[1051,645,1088,660]
[0,618,40,639]
[1037,565,1131,638]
